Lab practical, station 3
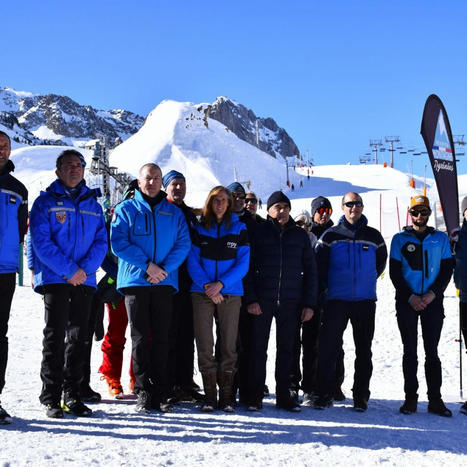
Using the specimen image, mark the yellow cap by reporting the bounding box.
[410,195,430,208]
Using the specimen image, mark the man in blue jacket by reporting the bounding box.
[314,192,387,412]
[29,149,107,419]
[0,131,28,425]
[111,163,191,413]
[390,195,453,417]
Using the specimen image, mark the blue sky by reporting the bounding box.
[3,0,467,177]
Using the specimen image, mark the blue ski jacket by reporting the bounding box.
[187,213,250,296]
[111,189,191,293]
[315,215,387,302]
[29,179,107,293]
[0,160,28,273]
[390,226,453,301]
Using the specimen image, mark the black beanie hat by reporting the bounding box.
[311,196,332,216]
[267,191,291,211]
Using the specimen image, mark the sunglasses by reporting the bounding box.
[233,193,245,200]
[245,198,257,204]
[410,209,430,217]
[316,207,332,215]
[296,220,309,227]
[344,201,363,208]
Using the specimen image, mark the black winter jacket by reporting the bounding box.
[245,216,318,308]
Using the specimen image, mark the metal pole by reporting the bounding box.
[460,302,464,399]
[396,196,401,231]
[379,193,382,234]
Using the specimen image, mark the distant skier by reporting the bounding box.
[0,131,28,425]
[389,195,453,417]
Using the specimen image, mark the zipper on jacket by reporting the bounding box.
[152,209,157,264]
[277,229,284,307]
[215,223,220,281]
[352,240,356,300]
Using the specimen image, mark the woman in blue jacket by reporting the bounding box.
[187,186,250,413]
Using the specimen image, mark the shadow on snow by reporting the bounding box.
[3,398,467,455]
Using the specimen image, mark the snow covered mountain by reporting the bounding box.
[0,86,144,147]
[109,99,304,206]
[208,96,300,159]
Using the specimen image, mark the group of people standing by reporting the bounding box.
[1,129,466,424]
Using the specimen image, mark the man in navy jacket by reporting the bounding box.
[29,150,107,419]
[111,163,190,413]
[0,131,28,424]
[314,192,387,412]
[245,191,317,412]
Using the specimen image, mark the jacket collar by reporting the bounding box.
[0,159,14,177]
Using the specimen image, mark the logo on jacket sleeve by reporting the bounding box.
[55,211,67,224]
[227,241,238,249]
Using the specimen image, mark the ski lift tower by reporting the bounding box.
[90,138,110,196]
[385,136,400,168]
[369,139,383,165]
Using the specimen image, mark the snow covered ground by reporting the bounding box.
[3,149,467,464]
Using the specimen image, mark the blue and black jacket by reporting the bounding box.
[29,179,107,293]
[390,225,453,302]
[111,189,191,293]
[187,213,250,296]
[0,160,28,273]
[315,215,387,302]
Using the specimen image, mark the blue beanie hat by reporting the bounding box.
[162,170,185,189]
[226,182,246,194]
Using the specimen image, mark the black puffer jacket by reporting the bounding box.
[245,216,318,307]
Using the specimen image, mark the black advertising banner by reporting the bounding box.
[420,94,459,235]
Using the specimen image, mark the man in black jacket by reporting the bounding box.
[245,191,317,412]
[0,131,28,425]
[292,196,346,405]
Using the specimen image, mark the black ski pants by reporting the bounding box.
[0,273,15,394]
[396,299,444,401]
[81,291,101,389]
[317,299,375,401]
[39,284,94,405]
[247,299,301,404]
[125,285,173,402]
[291,306,345,394]
[168,289,195,390]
